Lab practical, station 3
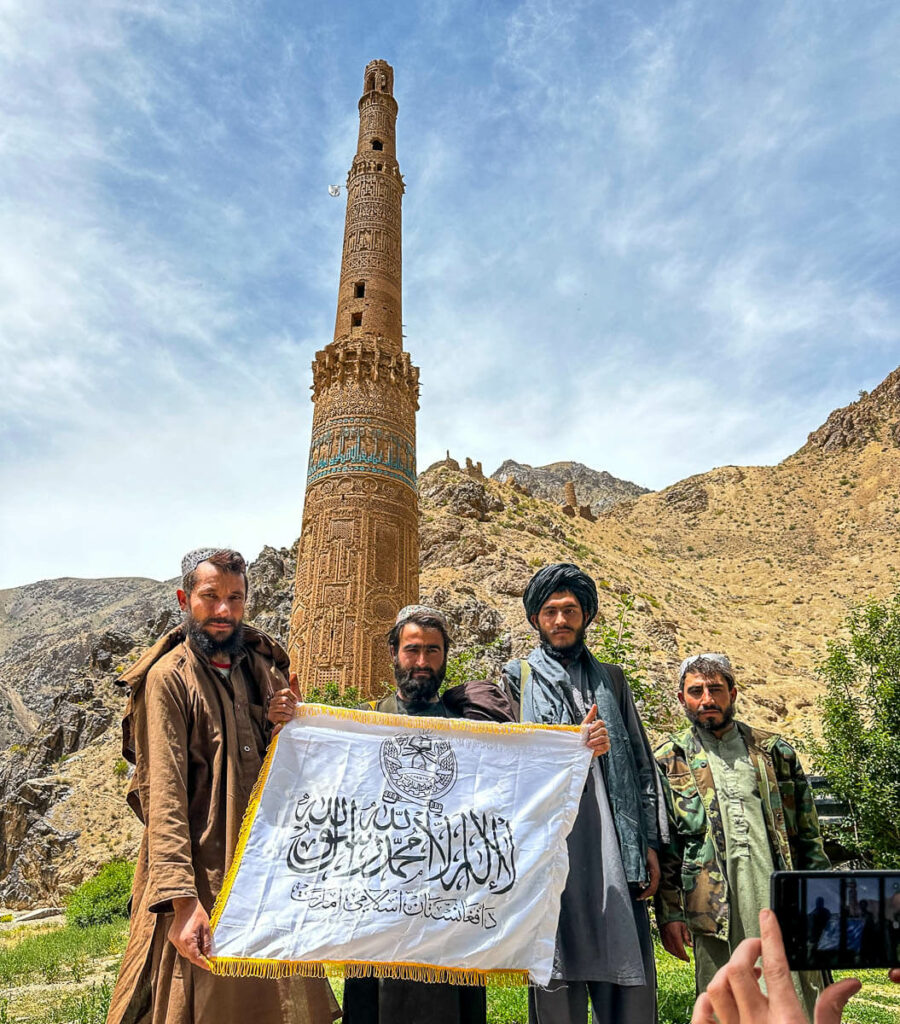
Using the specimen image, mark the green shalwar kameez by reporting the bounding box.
[693,726,821,1022]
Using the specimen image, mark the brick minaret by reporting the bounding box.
[289,60,419,697]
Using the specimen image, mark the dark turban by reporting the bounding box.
[522,563,599,624]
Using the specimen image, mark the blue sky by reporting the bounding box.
[1,0,898,588]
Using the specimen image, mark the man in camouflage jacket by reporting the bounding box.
[654,654,829,1017]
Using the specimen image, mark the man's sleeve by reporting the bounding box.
[788,746,831,870]
[499,661,521,722]
[615,667,660,846]
[144,667,198,913]
[653,758,687,926]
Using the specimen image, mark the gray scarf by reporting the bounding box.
[506,646,649,885]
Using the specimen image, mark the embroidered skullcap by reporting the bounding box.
[678,653,734,685]
[395,604,450,632]
[523,563,599,624]
[181,547,227,577]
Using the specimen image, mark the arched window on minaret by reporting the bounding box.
[371,139,383,151]
[366,73,375,92]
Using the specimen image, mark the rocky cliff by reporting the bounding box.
[491,459,650,514]
[804,366,900,452]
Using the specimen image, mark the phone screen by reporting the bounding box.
[772,871,900,971]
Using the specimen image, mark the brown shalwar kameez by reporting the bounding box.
[107,625,340,1024]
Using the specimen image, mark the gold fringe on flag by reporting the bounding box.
[293,701,582,735]
[206,955,530,987]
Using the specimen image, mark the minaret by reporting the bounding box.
[289,60,419,697]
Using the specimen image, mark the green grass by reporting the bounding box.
[53,981,112,1024]
[486,984,528,1023]
[0,928,897,1024]
[0,919,128,986]
[834,970,900,1024]
[655,940,696,1024]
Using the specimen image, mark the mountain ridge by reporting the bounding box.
[490,458,650,514]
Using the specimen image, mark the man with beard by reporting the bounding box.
[654,653,829,1020]
[107,549,339,1024]
[501,563,663,1024]
[328,605,514,1024]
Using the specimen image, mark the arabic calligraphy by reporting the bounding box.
[286,794,517,895]
[290,882,497,930]
[307,420,416,488]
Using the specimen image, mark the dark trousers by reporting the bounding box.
[342,976,487,1024]
[528,978,657,1024]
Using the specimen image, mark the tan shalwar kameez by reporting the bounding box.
[107,625,340,1024]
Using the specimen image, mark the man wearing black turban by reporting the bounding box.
[503,563,664,1024]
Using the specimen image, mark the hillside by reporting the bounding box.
[0,367,898,907]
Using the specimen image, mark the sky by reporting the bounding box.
[1,0,898,588]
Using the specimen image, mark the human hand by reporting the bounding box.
[638,847,661,900]
[268,673,301,734]
[168,896,212,970]
[691,909,861,1024]
[581,704,610,757]
[661,920,693,961]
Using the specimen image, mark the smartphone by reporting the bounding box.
[771,870,900,970]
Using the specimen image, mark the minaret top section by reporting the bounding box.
[332,59,404,356]
[363,59,394,98]
[355,60,399,166]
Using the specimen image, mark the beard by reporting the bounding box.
[394,662,446,708]
[686,702,736,732]
[186,614,245,660]
[538,623,587,661]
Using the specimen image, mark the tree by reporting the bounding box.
[589,595,676,731]
[809,592,900,867]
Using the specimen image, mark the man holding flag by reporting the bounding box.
[502,563,663,1024]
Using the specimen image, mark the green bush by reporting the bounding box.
[589,595,676,732]
[442,638,506,692]
[809,592,900,867]
[304,681,365,708]
[65,861,135,928]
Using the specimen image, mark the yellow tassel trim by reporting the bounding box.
[294,701,582,735]
[206,955,530,987]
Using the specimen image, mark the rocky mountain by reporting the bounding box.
[805,366,900,451]
[0,365,898,907]
[491,459,650,514]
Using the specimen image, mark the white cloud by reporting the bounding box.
[1,0,899,587]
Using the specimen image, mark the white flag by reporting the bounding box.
[209,704,591,987]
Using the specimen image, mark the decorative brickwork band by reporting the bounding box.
[307,419,416,490]
[290,60,419,697]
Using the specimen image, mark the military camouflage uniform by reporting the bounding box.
[654,721,829,941]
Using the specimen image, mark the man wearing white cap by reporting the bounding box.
[655,653,829,1021]
[107,548,339,1024]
